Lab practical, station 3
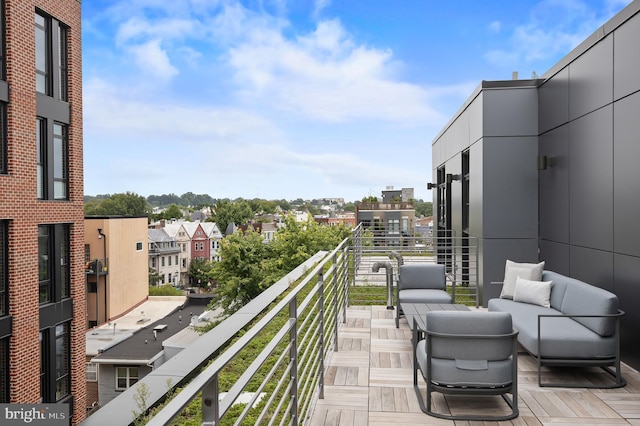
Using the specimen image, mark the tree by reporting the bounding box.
[162,204,184,220]
[148,268,162,286]
[209,230,273,313]
[188,258,213,288]
[266,216,350,273]
[414,200,433,218]
[211,200,254,235]
[85,192,150,216]
[361,195,378,203]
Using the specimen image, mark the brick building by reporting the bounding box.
[0,1,85,424]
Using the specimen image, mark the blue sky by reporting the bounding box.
[82,0,632,202]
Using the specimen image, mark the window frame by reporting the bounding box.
[38,224,70,305]
[86,362,98,382]
[37,118,69,201]
[0,221,6,316]
[35,10,68,101]
[115,366,139,390]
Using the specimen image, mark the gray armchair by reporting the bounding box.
[396,264,453,328]
[413,311,519,421]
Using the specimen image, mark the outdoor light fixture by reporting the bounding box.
[427,183,436,190]
[537,155,554,170]
[446,173,460,184]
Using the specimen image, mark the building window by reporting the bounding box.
[388,219,400,235]
[35,11,68,101]
[136,242,143,251]
[116,367,138,390]
[37,119,69,200]
[40,322,70,402]
[0,221,6,316]
[182,259,186,268]
[0,104,6,174]
[151,257,156,268]
[168,256,171,266]
[161,257,165,267]
[54,323,70,400]
[0,337,7,402]
[168,273,172,283]
[86,362,97,382]
[175,255,178,265]
[38,224,70,304]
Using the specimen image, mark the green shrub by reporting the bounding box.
[149,285,183,296]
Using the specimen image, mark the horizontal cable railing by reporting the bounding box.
[351,228,479,307]
[141,240,351,425]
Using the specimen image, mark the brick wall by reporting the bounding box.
[0,1,85,424]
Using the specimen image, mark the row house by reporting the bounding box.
[148,229,181,286]
[161,221,223,286]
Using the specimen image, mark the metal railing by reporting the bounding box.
[142,239,352,425]
[82,224,476,425]
[351,228,479,307]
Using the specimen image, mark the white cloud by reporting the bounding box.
[127,39,179,79]
[489,21,502,33]
[227,18,442,124]
[484,0,632,67]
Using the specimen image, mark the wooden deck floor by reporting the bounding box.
[310,305,640,426]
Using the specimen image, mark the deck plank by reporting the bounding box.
[309,305,640,425]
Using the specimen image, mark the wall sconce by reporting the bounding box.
[537,155,554,170]
[446,173,460,184]
[427,183,436,190]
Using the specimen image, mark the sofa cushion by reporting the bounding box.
[560,279,619,337]
[513,277,553,308]
[488,298,617,359]
[500,260,545,299]
[541,271,570,311]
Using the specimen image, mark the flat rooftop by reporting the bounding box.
[310,305,640,424]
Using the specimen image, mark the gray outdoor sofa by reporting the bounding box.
[488,270,625,388]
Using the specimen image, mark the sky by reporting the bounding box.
[82,0,633,202]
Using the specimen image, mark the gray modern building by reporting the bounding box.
[432,0,640,369]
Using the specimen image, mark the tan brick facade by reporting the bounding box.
[0,0,85,424]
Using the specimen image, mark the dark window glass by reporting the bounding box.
[0,104,6,174]
[35,13,49,94]
[0,221,6,316]
[36,118,45,199]
[52,122,67,200]
[37,118,68,200]
[55,323,69,400]
[0,338,7,402]
[57,25,68,101]
[35,11,68,100]
[38,226,51,303]
[38,224,70,304]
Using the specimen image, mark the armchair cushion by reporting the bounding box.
[399,289,452,304]
[416,311,516,387]
[398,264,446,290]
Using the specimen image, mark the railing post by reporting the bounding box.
[201,373,219,425]
[289,297,298,424]
[318,270,325,399]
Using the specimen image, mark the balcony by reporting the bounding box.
[81,228,640,425]
[357,202,414,211]
[85,258,108,275]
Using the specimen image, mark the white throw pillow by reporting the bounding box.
[513,276,553,308]
[499,260,545,299]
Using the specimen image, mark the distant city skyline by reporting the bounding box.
[82,0,632,202]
